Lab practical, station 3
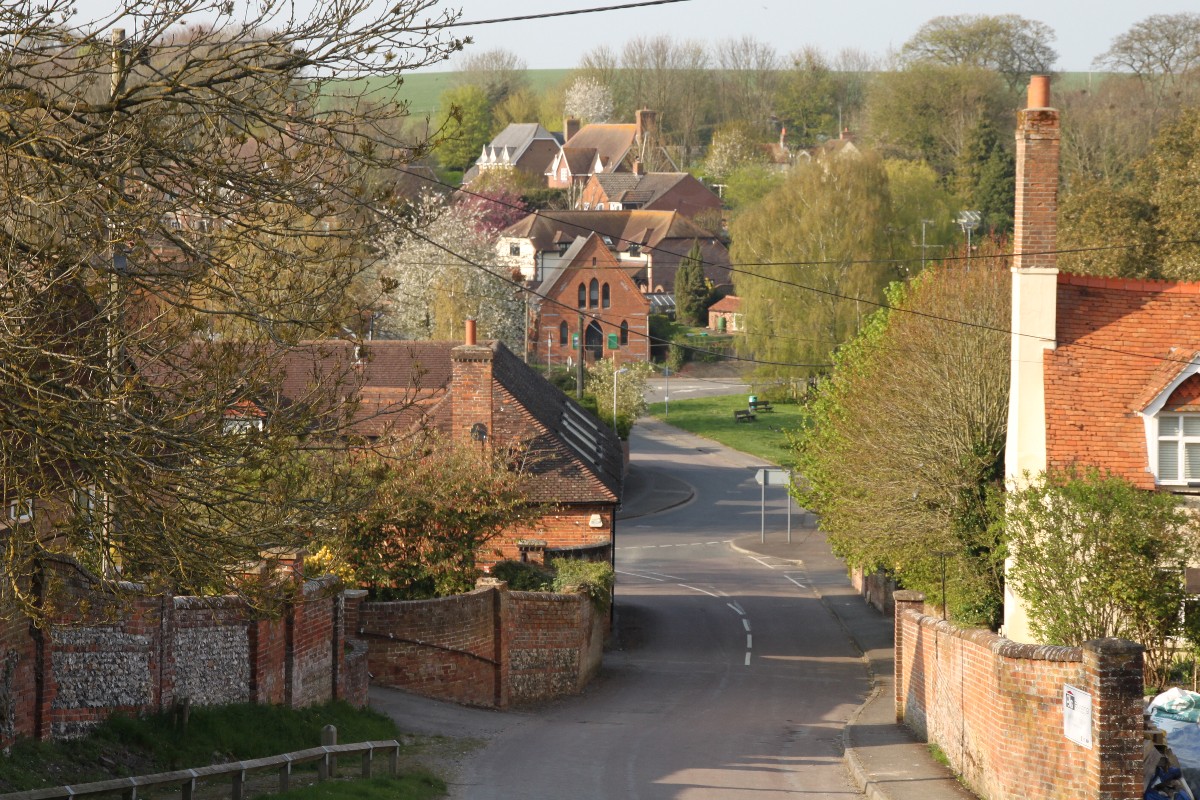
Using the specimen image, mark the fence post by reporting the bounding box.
[231,768,245,800]
[319,724,337,779]
[361,746,373,778]
[279,756,292,792]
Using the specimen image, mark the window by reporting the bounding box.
[509,242,520,256]
[1157,414,1200,483]
[589,278,599,308]
[620,320,629,345]
[583,202,591,210]
[596,203,605,210]
[602,283,611,308]
[223,417,264,435]
[577,283,586,308]
[8,499,32,524]
[628,243,641,257]
[559,321,568,345]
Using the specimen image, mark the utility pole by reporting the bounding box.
[575,313,585,400]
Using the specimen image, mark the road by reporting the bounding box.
[374,420,870,800]
[644,375,749,405]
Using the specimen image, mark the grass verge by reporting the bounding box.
[270,772,446,800]
[0,701,435,796]
[648,395,805,467]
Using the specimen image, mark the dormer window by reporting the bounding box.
[1157,414,1200,484]
[628,243,641,257]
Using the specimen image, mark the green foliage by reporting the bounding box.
[703,122,767,181]
[900,14,1058,90]
[722,162,785,214]
[1004,470,1197,687]
[490,560,553,591]
[648,313,686,363]
[649,394,806,468]
[272,773,446,800]
[584,358,653,439]
[884,158,962,267]
[730,153,903,386]
[955,118,1015,235]
[793,255,1010,626]
[0,702,399,792]
[774,47,839,146]
[674,241,711,326]
[318,437,535,600]
[434,84,493,171]
[551,558,615,610]
[1059,180,1159,277]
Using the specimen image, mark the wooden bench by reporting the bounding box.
[734,410,756,423]
[749,400,773,412]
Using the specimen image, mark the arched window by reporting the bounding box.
[577,283,586,308]
[589,278,600,308]
[620,320,629,345]
[559,321,569,345]
[602,283,611,308]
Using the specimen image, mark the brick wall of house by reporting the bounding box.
[894,592,1143,800]
[492,505,614,566]
[354,581,605,709]
[0,560,366,747]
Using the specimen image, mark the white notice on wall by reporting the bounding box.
[1063,684,1093,749]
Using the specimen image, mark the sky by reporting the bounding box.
[426,0,1198,73]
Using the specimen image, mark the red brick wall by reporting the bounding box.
[486,505,613,566]
[359,582,604,708]
[1014,105,1059,271]
[894,592,1143,800]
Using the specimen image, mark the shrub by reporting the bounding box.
[490,560,553,591]
[551,558,615,610]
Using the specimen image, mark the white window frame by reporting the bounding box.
[1142,356,1200,485]
[8,499,32,523]
[223,416,265,435]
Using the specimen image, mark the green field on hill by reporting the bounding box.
[322,69,571,118]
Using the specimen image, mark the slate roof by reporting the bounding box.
[1044,273,1200,489]
[501,209,716,255]
[562,123,637,169]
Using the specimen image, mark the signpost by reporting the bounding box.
[755,468,793,544]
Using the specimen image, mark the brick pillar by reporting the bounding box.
[1082,638,1143,800]
[893,590,925,723]
[477,577,510,709]
[1014,75,1059,272]
[451,340,495,446]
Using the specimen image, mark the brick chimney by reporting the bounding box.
[1003,74,1060,643]
[451,320,494,446]
[635,108,657,143]
[632,159,644,176]
[564,117,581,143]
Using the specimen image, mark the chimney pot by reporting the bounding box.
[1027,75,1050,109]
[465,319,477,346]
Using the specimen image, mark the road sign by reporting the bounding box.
[607,332,619,350]
[755,468,791,487]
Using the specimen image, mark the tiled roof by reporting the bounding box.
[563,123,637,169]
[1045,273,1200,489]
[709,295,741,313]
[500,209,717,254]
[560,147,598,175]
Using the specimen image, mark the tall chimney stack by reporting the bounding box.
[564,117,581,143]
[1013,75,1059,271]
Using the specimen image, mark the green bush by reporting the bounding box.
[551,558,615,610]
[490,560,553,591]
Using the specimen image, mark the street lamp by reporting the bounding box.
[613,366,629,436]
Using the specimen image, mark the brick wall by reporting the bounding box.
[0,560,367,747]
[354,580,605,709]
[894,592,1143,800]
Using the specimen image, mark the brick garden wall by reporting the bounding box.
[354,580,606,709]
[894,592,1143,800]
[0,558,368,747]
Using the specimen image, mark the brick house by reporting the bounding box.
[576,171,722,220]
[280,332,623,567]
[707,294,742,333]
[545,110,665,198]
[1004,75,1200,641]
[530,232,651,368]
[462,123,562,186]
[497,209,731,295]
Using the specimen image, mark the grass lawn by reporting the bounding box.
[272,772,445,800]
[647,395,806,467]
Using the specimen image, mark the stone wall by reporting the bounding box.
[0,560,368,747]
[355,580,606,708]
[894,591,1144,800]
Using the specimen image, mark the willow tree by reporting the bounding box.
[0,0,464,617]
[730,153,902,391]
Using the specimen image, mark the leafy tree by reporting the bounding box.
[883,159,961,269]
[318,436,535,599]
[955,118,1015,235]
[730,153,901,389]
[1004,470,1196,686]
[866,64,1011,176]
[774,47,839,146]
[674,241,710,326]
[713,36,781,132]
[583,359,653,439]
[901,14,1058,90]
[1058,76,1162,188]
[703,122,767,182]
[435,84,493,172]
[455,48,529,107]
[369,193,524,350]
[1059,181,1159,277]
[1093,14,1200,111]
[794,253,1010,625]
[563,76,615,123]
[722,162,785,214]
[0,0,463,617]
[491,88,542,133]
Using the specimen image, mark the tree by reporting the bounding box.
[583,359,653,439]
[901,14,1058,90]
[674,241,710,326]
[774,47,839,146]
[702,122,766,182]
[368,193,524,350]
[883,158,961,270]
[456,48,529,107]
[1005,470,1196,686]
[713,36,781,132]
[435,84,493,172]
[0,0,464,617]
[563,76,615,123]
[730,153,901,389]
[1093,14,1200,110]
[316,436,535,598]
[955,118,1015,235]
[794,253,1011,625]
[1059,181,1159,277]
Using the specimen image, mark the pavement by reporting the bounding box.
[617,460,978,800]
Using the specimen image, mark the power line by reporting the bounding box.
[425,0,697,29]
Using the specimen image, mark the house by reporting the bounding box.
[1003,75,1200,641]
[546,110,664,196]
[462,123,563,186]
[497,209,731,295]
[707,295,743,332]
[279,330,623,567]
[530,232,651,368]
[576,170,722,220]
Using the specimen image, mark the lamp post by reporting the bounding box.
[956,211,982,260]
[613,365,629,436]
